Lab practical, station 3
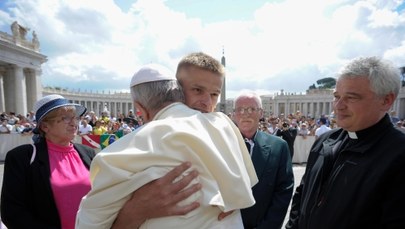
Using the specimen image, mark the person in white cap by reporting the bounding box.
[113,52,234,228]
[76,63,257,229]
[1,94,96,229]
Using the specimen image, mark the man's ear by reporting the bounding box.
[382,92,395,111]
[134,101,149,121]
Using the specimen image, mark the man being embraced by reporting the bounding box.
[76,64,257,229]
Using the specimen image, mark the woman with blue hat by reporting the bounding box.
[1,94,96,229]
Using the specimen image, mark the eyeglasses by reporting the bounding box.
[58,116,81,124]
[234,107,261,115]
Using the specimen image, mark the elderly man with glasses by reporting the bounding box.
[232,91,294,229]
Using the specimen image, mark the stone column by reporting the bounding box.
[87,101,91,112]
[129,102,134,114]
[319,102,324,115]
[25,68,42,112]
[110,102,114,117]
[113,102,117,117]
[398,98,405,119]
[93,100,96,113]
[117,102,122,115]
[86,101,91,112]
[98,101,103,116]
[123,102,127,115]
[314,102,319,118]
[328,102,332,115]
[306,103,310,117]
[3,65,27,114]
[3,66,13,113]
[0,68,5,112]
[93,101,97,113]
[12,65,27,115]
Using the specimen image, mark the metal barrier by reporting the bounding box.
[0,134,316,163]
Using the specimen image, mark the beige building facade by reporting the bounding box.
[42,88,134,117]
[0,21,47,116]
[224,87,405,120]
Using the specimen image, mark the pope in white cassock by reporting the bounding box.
[76,64,258,229]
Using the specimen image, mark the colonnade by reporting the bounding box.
[224,88,405,119]
[43,88,134,117]
[0,21,46,116]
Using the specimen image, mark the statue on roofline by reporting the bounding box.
[11,21,30,40]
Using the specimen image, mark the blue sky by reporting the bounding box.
[1,0,405,99]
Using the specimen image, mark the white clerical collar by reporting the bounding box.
[348,131,358,139]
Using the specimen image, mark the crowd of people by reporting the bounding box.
[0,109,145,137]
[243,109,405,138]
[1,53,405,229]
[0,111,35,135]
[1,102,404,138]
[77,110,143,136]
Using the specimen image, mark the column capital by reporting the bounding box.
[24,68,41,76]
[5,64,22,71]
[0,66,6,74]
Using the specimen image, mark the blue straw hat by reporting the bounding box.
[33,94,87,129]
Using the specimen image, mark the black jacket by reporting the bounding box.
[286,114,405,229]
[275,127,297,158]
[1,140,95,229]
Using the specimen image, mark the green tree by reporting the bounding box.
[316,77,336,89]
[308,77,336,90]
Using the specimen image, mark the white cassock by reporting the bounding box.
[76,102,258,229]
